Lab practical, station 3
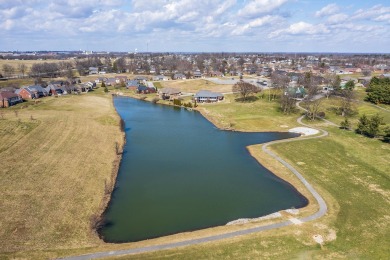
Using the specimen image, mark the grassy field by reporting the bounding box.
[0,59,68,76]
[196,93,302,132]
[1,79,389,259]
[319,93,390,128]
[159,79,233,93]
[0,92,124,258]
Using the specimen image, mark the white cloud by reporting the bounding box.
[315,3,339,17]
[269,22,329,38]
[327,13,348,24]
[352,5,390,22]
[374,13,390,23]
[231,15,282,35]
[238,0,289,18]
[0,1,389,52]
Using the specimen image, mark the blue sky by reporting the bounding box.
[0,0,389,53]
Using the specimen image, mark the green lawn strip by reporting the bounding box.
[199,94,300,132]
[269,126,390,258]
[320,96,390,127]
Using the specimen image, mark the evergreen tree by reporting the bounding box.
[367,114,383,137]
[356,114,369,135]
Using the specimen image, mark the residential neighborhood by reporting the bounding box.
[1,52,389,109]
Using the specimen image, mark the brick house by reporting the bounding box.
[0,91,23,108]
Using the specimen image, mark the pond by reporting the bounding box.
[99,97,307,242]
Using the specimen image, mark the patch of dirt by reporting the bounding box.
[326,229,337,242]
[313,234,324,244]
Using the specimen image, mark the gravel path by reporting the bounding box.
[60,106,329,260]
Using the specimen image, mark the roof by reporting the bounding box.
[160,87,181,95]
[27,85,48,93]
[194,90,223,98]
[126,80,139,87]
[0,91,19,99]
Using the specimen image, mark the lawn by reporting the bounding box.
[196,93,302,132]
[319,95,390,127]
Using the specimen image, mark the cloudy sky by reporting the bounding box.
[1,0,389,53]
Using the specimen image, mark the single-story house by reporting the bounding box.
[126,80,140,90]
[193,70,203,78]
[95,77,107,83]
[105,78,117,86]
[45,84,63,95]
[16,85,48,99]
[115,76,128,83]
[159,87,181,100]
[137,85,156,94]
[0,91,23,107]
[153,75,169,81]
[194,90,224,103]
[285,87,306,99]
[134,76,148,82]
[209,71,224,77]
[89,67,99,75]
[173,73,186,80]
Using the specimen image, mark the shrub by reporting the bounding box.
[340,118,351,130]
[173,99,182,106]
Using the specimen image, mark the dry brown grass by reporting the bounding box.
[0,59,68,74]
[159,79,233,93]
[0,94,124,255]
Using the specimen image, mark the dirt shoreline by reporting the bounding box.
[95,96,126,241]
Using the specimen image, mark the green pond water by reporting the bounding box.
[99,97,307,242]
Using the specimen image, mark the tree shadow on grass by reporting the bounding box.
[235,96,259,103]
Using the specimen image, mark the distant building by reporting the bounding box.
[153,75,169,81]
[89,67,99,75]
[173,73,186,80]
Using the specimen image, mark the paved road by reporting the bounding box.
[60,106,329,260]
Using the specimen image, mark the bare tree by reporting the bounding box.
[238,57,245,71]
[271,72,289,101]
[2,64,15,78]
[233,81,259,101]
[299,72,320,97]
[339,89,356,117]
[18,63,27,77]
[114,57,127,73]
[301,72,323,120]
[362,69,372,77]
[304,99,322,120]
[280,91,296,114]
